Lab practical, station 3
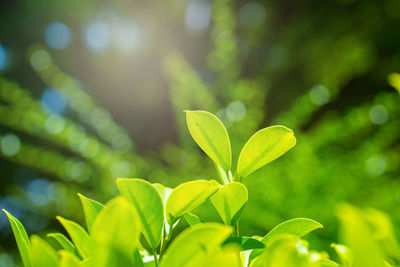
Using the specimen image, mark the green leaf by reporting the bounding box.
[116,178,164,248]
[59,251,80,267]
[77,193,104,234]
[249,218,322,265]
[56,216,91,259]
[165,179,219,224]
[2,209,33,267]
[236,125,296,179]
[222,236,265,251]
[91,196,140,267]
[47,233,75,254]
[152,183,173,206]
[331,243,353,267]
[161,223,233,267]
[185,110,232,171]
[261,218,323,246]
[183,212,202,226]
[30,235,59,267]
[210,182,248,225]
[337,204,384,267]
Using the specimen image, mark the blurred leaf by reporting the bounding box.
[237,126,296,179]
[91,196,140,267]
[47,233,75,254]
[56,216,91,259]
[185,110,232,171]
[160,223,233,267]
[77,193,104,234]
[222,236,265,251]
[59,251,80,267]
[30,235,59,267]
[117,178,164,248]
[165,179,219,224]
[210,182,248,225]
[2,209,33,267]
[331,243,353,267]
[338,204,384,267]
[197,245,242,267]
[183,212,202,226]
[153,183,173,206]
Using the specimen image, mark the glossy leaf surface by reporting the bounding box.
[185,110,231,171]
[237,125,296,179]
[77,193,104,234]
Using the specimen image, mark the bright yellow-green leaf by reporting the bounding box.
[237,125,296,179]
[47,233,75,254]
[91,196,140,267]
[261,218,323,246]
[165,179,219,224]
[249,218,322,264]
[30,235,59,267]
[338,204,384,267]
[160,223,233,267]
[117,178,164,248]
[2,209,33,267]
[59,251,80,267]
[152,183,173,206]
[195,245,242,267]
[77,193,104,234]
[331,243,353,267]
[185,110,232,171]
[222,236,265,251]
[210,182,248,225]
[56,217,91,259]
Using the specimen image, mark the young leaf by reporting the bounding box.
[30,235,59,267]
[2,209,33,267]
[59,251,80,267]
[236,125,296,179]
[152,183,173,206]
[210,182,248,225]
[165,179,219,224]
[47,233,75,254]
[248,218,322,264]
[56,217,91,259]
[160,223,233,267]
[261,218,323,246]
[77,193,104,234]
[185,110,232,171]
[116,178,164,249]
[91,196,140,267]
[222,236,265,251]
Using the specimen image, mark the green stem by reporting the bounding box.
[159,225,173,261]
[152,248,159,267]
[235,222,240,237]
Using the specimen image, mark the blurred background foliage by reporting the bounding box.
[0,0,400,265]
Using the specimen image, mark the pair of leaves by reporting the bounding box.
[117,178,220,250]
[185,110,296,181]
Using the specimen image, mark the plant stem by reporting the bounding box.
[159,225,173,261]
[235,222,240,237]
[152,248,159,267]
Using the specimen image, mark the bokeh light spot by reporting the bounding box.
[239,2,266,28]
[113,17,143,54]
[84,21,111,53]
[45,22,72,50]
[45,114,66,134]
[0,43,10,71]
[365,156,387,177]
[26,179,54,206]
[369,104,388,125]
[226,101,247,122]
[41,88,67,114]
[185,0,211,35]
[30,49,52,71]
[1,134,21,157]
[309,85,330,105]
